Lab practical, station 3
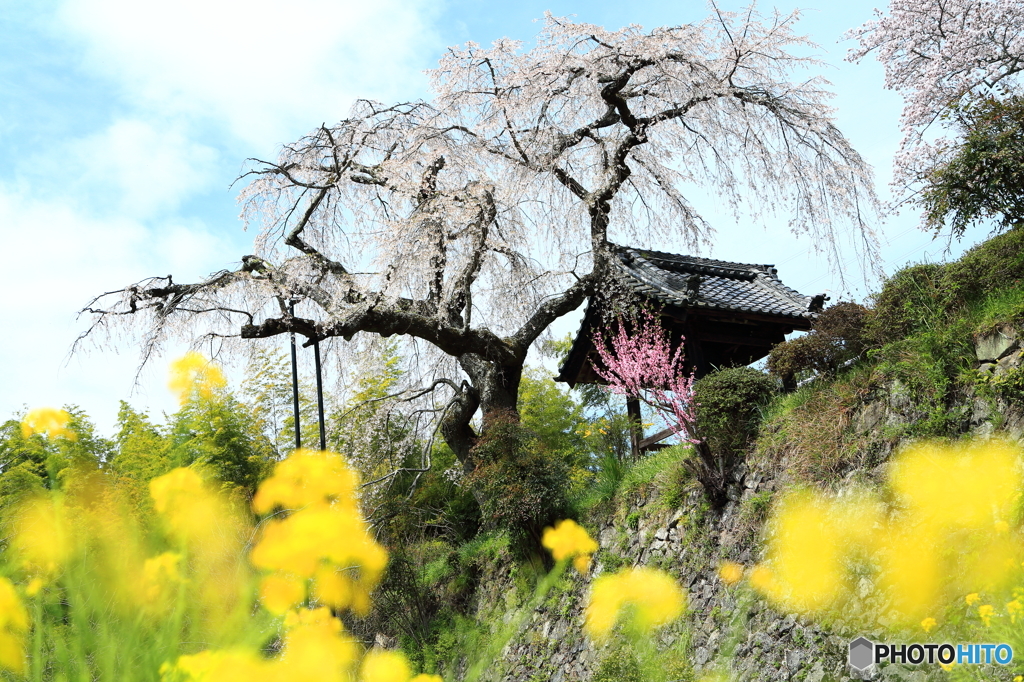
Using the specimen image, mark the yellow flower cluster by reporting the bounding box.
[168,351,227,404]
[0,578,28,674]
[20,406,76,440]
[140,552,183,605]
[10,467,248,629]
[12,496,72,578]
[542,519,598,573]
[149,467,239,545]
[1007,596,1023,623]
[162,451,441,682]
[251,449,388,616]
[584,566,686,642]
[163,607,440,682]
[718,561,743,586]
[752,440,1024,623]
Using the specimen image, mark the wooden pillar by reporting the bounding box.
[684,320,709,379]
[626,396,643,459]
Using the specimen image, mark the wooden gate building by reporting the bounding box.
[555,244,826,454]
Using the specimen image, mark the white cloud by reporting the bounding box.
[57,0,443,148]
[13,117,221,222]
[0,186,231,432]
[68,119,220,218]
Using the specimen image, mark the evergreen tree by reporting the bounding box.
[108,401,173,512]
[241,346,318,455]
[168,390,275,499]
[0,407,108,512]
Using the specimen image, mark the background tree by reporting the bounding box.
[0,408,108,516]
[167,391,275,499]
[918,95,1024,236]
[107,402,173,513]
[241,346,318,454]
[848,0,1024,233]
[80,9,877,496]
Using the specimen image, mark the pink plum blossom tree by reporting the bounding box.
[591,311,748,507]
[590,310,698,445]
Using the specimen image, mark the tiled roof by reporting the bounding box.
[608,244,821,320]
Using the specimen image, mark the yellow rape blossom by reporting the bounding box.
[754,441,1024,625]
[150,467,207,516]
[1007,599,1024,623]
[0,578,28,674]
[748,565,776,594]
[168,352,227,404]
[753,490,880,614]
[283,606,336,630]
[260,574,307,615]
[585,566,685,642]
[889,440,1019,529]
[150,467,236,546]
[360,649,412,682]
[25,578,43,597]
[12,497,71,576]
[161,649,269,682]
[313,565,354,610]
[253,449,360,513]
[20,407,77,440]
[718,561,743,586]
[252,450,388,618]
[252,504,386,591]
[542,519,598,574]
[140,552,183,608]
[978,604,995,627]
[278,609,358,682]
[920,617,937,633]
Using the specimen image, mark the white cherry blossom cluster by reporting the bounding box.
[847,0,1024,200]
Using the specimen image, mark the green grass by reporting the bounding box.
[616,445,692,503]
[974,284,1024,333]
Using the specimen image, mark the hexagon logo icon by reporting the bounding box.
[849,637,874,673]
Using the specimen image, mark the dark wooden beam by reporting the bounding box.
[693,331,781,347]
[692,309,812,329]
[639,427,675,450]
[626,396,643,459]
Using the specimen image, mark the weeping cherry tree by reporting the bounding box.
[80,8,878,489]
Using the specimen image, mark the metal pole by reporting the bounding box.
[313,336,326,451]
[289,301,301,450]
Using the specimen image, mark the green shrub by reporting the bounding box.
[768,302,871,389]
[693,367,776,460]
[688,367,775,507]
[940,223,1024,303]
[466,411,571,552]
[592,644,644,682]
[867,229,1024,345]
[766,334,823,390]
[867,263,947,345]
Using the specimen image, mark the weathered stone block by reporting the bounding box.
[976,326,1019,362]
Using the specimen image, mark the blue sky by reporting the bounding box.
[0,0,992,434]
